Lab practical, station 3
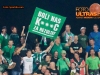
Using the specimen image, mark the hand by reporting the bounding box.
[8,62,16,69]
[63,57,66,60]
[13,62,16,65]
[69,36,72,40]
[86,72,89,75]
[36,43,40,46]
[32,50,34,53]
[78,65,80,68]
[23,34,26,36]
[22,26,25,29]
[63,31,66,35]
[50,41,54,46]
[3,60,7,64]
[64,30,66,33]
[36,39,38,42]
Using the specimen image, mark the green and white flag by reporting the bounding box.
[29,7,66,39]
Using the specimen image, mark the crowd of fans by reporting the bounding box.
[0,24,100,75]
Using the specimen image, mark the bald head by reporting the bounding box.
[50,62,56,69]
[41,66,47,73]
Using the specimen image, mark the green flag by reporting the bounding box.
[29,7,66,39]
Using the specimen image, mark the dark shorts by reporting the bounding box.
[89,69,99,75]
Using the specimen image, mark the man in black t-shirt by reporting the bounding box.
[70,35,82,58]
[44,69,51,75]
[12,44,26,75]
[51,51,58,64]
[49,62,59,75]
[33,66,47,75]
[38,54,51,70]
[17,36,32,57]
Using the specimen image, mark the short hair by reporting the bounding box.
[41,65,47,69]
[45,54,52,59]
[35,46,41,51]
[9,39,13,42]
[56,36,60,39]
[89,38,94,41]
[93,24,99,28]
[54,51,58,53]
[71,62,76,66]
[90,48,95,52]
[89,48,95,55]
[74,35,78,37]
[74,52,80,56]
[26,50,32,53]
[66,24,71,28]
[11,26,17,30]
[50,61,55,64]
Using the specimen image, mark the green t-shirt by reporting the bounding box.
[78,34,88,49]
[0,64,8,72]
[0,35,3,46]
[3,45,15,63]
[56,58,70,75]
[1,34,9,48]
[51,43,69,58]
[86,56,100,70]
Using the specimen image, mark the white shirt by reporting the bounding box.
[22,56,33,74]
[1,33,8,39]
[71,69,76,73]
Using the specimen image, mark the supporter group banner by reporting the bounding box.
[29,7,66,39]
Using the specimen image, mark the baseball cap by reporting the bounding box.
[80,27,86,30]
[61,50,66,54]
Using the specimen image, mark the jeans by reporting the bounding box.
[12,70,20,75]
[89,69,99,75]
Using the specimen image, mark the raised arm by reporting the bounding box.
[65,37,72,46]
[62,31,66,37]
[44,41,54,53]
[21,26,25,36]
[14,43,26,55]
